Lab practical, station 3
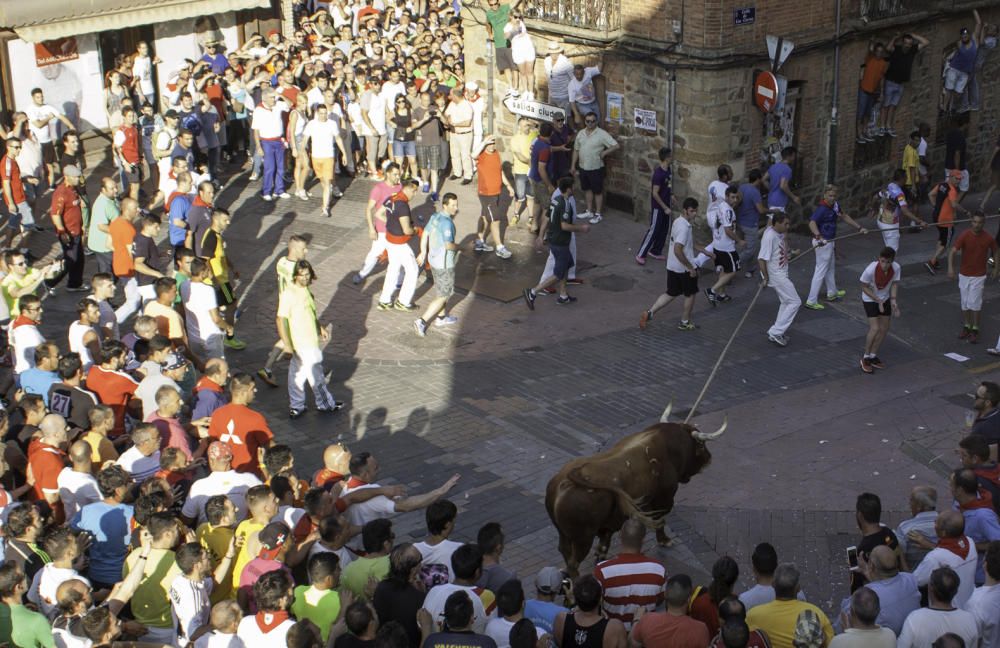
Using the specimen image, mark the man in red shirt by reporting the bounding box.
[949,212,999,346]
[51,165,88,291]
[377,180,420,311]
[0,136,40,248]
[594,519,666,630]
[629,574,709,648]
[113,107,142,200]
[86,340,140,439]
[474,137,515,259]
[208,372,274,477]
[27,413,70,521]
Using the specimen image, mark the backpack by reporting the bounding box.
[181,112,203,136]
[151,128,174,161]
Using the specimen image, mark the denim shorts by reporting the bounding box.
[393,140,416,157]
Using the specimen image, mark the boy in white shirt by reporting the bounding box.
[195,601,245,648]
[28,527,92,620]
[170,539,239,645]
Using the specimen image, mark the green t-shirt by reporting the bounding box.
[277,283,319,351]
[276,256,296,294]
[123,547,180,629]
[340,555,390,600]
[291,585,342,641]
[546,194,574,247]
[486,4,512,48]
[88,194,118,254]
[9,604,54,648]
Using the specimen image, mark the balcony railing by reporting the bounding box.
[522,0,621,36]
[860,0,994,22]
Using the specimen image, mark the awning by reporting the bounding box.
[0,0,272,43]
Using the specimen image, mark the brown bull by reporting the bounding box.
[545,407,725,576]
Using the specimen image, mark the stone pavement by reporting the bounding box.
[32,154,1000,615]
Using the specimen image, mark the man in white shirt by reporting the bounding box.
[236,570,296,648]
[171,541,237,645]
[966,541,1000,648]
[251,90,291,201]
[116,423,161,484]
[898,566,978,648]
[25,88,75,186]
[567,65,601,127]
[341,451,460,528]
[414,500,463,583]
[132,42,160,106]
[301,105,348,216]
[912,510,980,609]
[11,294,46,377]
[182,442,262,526]
[182,258,231,361]
[544,43,574,116]
[57,441,102,521]
[443,88,475,183]
[27,527,91,620]
[758,212,800,347]
[360,85,388,177]
[859,246,901,374]
[639,198,707,332]
[422,544,492,633]
[704,185,743,305]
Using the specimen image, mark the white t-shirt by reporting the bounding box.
[28,564,91,620]
[117,446,160,483]
[57,468,101,520]
[738,584,806,610]
[828,627,895,648]
[361,91,387,134]
[181,469,263,524]
[965,583,1000,648]
[303,119,340,159]
[237,613,295,648]
[250,103,288,139]
[414,539,463,582]
[271,505,305,530]
[340,482,397,528]
[666,217,694,273]
[133,56,155,95]
[422,583,490,633]
[25,104,60,143]
[860,261,901,303]
[897,607,978,648]
[708,180,729,207]
[11,323,45,374]
[545,55,574,101]
[707,203,737,253]
[136,374,181,421]
[567,66,599,104]
[68,321,97,371]
[170,574,213,642]
[758,227,789,277]
[380,81,406,107]
[194,631,245,648]
[53,625,93,648]
[306,86,326,112]
[486,616,544,648]
[182,281,223,345]
[913,542,979,609]
[308,543,355,573]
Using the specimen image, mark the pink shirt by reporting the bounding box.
[146,412,192,461]
[369,182,401,233]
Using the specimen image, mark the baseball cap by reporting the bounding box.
[961,27,971,35]
[161,352,187,371]
[535,566,563,594]
[62,165,82,178]
[164,109,179,119]
[465,81,478,92]
[258,522,291,560]
[207,441,233,462]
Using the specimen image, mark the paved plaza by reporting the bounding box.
[38,156,1000,615]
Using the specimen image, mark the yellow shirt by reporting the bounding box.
[511,130,538,175]
[747,599,834,648]
[903,144,919,187]
[197,522,236,603]
[80,430,119,472]
[123,548,180,629]
[1,269,42,317]
[277,283,319,351]
[231,518,266,589]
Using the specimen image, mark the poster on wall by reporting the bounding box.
[154,13,239,105]
[606,92,623,124]
[35,38,79,67]
[634,107,657,132]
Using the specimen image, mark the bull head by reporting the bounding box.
[691,416,727,441]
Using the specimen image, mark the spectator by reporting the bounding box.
[423,543,494,634]
[570,112,618,224]
[626,573,704,648]
[878,33,929,137]
[69,465,133,589]
[943,21,980,114]
[856,42,888,144]
[373,544,426,645]
[966,540,1000,648]
[478,523,517,594]
[746,564,833,648]
[237,569,297,647]
[958,436,1000,514]
[897,567,978,648]
[341,450,459,528]
[690,557,739,638]
[56,440,101,521]
[911,510,979,608]
[897,485,940,570]
[523,567,568,638]
[425,590,498,648]
[850,492,900,592]
[593,519,665,629]
[950,468,1000,584]
[837,545,918,636]
[341,519,393,600]
[544,43,573,116]
[707,597,770,648]
[414,499,463,583]
[970,382,1000,458]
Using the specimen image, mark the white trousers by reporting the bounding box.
[540,233,577,283]
[288,345,336,410]
[380,242,418,306]
[449,132,474,180]
[878,220,899,251]
[767,273,801,336]
[806,240,837,304]
[115,277,142,324]
[359,232,388,278]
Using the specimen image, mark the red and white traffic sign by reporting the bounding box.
[754,71,778,113]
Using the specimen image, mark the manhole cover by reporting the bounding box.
[591,274,635,292]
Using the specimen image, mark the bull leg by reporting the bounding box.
[567,536,594,578]
[595,528,614,562]
[558,532,578,578]
[656,523,673,547]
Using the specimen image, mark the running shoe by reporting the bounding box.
[434,315,459,326]
[522,288,536,310]
[224,337,247,350]
[869,356,885,369]
[393,301,417,312]
[278,192,291,199]
[262,194,274,202]
[704,288,718,307]
[556,295,577,305]
[541,287,556,294]
[825,290,846,301]
[352,273,363,285]
[639,310,651,330]
[566,278,584,285]
[804,302,825,311]
[289,408,306,419]
[635,256,646,266]
[256,368,279,387]
[318,403,345,413]
[860,357,874,373]
[589,213,603,224]
[377,301,393,311]
[718,294,732,303]
[495,246,512,259]
[677,321,698,331]
[413,319,427,337]
[987,348,1000,356]
[768,333,788,347]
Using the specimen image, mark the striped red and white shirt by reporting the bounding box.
[594,553,666,629]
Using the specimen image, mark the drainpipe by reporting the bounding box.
[487,40,495,134]
[667,71,676,148]
[827,0,841,184]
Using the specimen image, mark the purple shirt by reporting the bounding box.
[767,162,793,209]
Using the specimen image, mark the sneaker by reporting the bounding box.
[256,368,279,387]
[509,215,520,227]
[804,301,825,311]
[988,348,1000,356]
[970,330,979,344]
[924,261,937,275]
[431,192,440,202]
[322,208,331,218]
[297,190,309,201]
[66,285,89,293]
[224,337,247,350]
[248,174,259,181]
[541,287,556,295]
[352,273,363,285]
[856,136,867,145]
[289,408,306,419]
[825,290,846,301]
[579,211,594,221]
[677,321,697,331]
[704,288,718,306]
[860,357,874,373]
[317,402,345,413]
[332,189,344,199]
[960,327,971,339]
[640,310,651,330]
[768,333,788,347]
[718,294,732,303]
[393,300,417,312]
[869,356,885,369]
[461,178,473,185]
[589,213,603,224]
[635,255,646,266]
[648,253,666,260]
[478,241,494,252]
[434,315,459,326]
[510,89,521,97]
[566,278,584,285]
[278,192,291,199]
[495,246,512,259]
[421,181,430,193]
[29,224,44,233]
[556,295,577,305]
[262,194,274,202]
[522,287,536,310]
[877,127,887,136]
[413,319,427,337]
[377,301,393,311]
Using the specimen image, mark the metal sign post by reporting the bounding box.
[486,40,495,134]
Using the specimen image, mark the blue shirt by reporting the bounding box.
[71,501,134,585]
[767,162,793,209]
[736,183,763,228]
[524,599,567,636]
[961,505,1000,583]
[200,53,230,76]
[836,572,919,635]
[810,201,841,240]
[168,194,192,246]
[528,138,553,184]
[19,368,59,406]
[951,40,978,74]
[425,212,456,270]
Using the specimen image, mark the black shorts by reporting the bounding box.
[122,164,141,185]
[479,194,504,223]
[578,168,605,194]
[216,282,236,307]
[714,250,740,273]
[666,269,698,297]
[41,142,56,165]
[937,225,955,247]
[550,244,574,280]
[863,300,892,318]
[495,47,515,72]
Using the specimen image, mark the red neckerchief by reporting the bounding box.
[959,488,995,511]
[166,191,185,212]
[254,610,290,633]
[314,468,345,488]
[390,191,410,204]
[974,463,1000,488]
[193,196,212,208]
[347,476,368,488]
[938,536,971,559]
[11,314,36,330]
[874,262,894,290]
[195,376,223,394]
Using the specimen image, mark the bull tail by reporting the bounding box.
[566,467,667,529]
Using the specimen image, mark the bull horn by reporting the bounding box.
[660,400,673,423]
[692,416,728,441]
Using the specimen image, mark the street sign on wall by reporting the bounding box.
[502,96,565,121]
[754,70,779,113]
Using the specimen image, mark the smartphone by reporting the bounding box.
[847,545,859,570]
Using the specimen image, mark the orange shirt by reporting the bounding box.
[477,151,503,196]
[937,183,959,227]
[109,217,136,278]
[860,53,889,94]
[86,365,139,438]
[27,439,66,501]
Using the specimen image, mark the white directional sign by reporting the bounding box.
[502,96,565,121]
